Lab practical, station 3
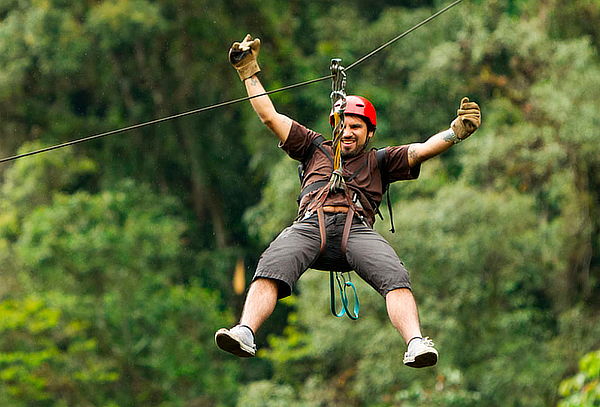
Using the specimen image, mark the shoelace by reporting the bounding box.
[420,337,435,347]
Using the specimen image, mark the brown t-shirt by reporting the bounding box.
[281,121,421,225]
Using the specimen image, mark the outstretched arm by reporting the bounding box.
[244,75,292,143]
[229,34,292,143]
[407,97,481,167]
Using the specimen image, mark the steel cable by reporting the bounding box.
[0,75,332,163]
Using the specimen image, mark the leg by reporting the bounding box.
[216,218,321,357]
[386,287,422,344]
[345,223,437,367]
[240,277,279,334]
[387,287,438,368]
[215,278,277,358]
[242,217,321,331]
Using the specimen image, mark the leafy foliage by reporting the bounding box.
[0,294,117,406]
[558,350,600,407]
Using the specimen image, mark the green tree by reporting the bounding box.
[0,148,241,405]
[0,294,117,407]
[558,350,600,407]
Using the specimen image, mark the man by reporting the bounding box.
[215,35,481,368]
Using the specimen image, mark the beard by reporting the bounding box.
[341,140,369,158]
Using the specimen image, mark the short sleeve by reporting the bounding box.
[279,121,323,161]
[383,145,421,182]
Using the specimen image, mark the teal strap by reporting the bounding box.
[329,272,360,320]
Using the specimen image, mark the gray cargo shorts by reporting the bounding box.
[253,212,411,298]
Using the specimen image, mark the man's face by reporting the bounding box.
[340,115,373,158]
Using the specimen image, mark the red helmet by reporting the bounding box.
[330,95,377,129]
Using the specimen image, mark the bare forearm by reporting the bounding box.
[407,128,457,167]
[244,75,291,142]
[244,75,276,121]
[407,97,481,167]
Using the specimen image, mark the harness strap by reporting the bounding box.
[375,148,395,233]
[345,155,370,182]
[317,207,327,255]
[297,135,329,189]
[300,148,386,222]
[297,180,328,205]
[334,191,361,320]
[340,206,355,254]
[386,188,395,233]
[307,176,335,213]
[315,197,360,320]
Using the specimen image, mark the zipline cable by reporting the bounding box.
[0,75,332,164]
[345,0,463,71]
[0,0,463,164]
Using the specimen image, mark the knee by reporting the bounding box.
[386,287,413,300]
[251,277,280,293]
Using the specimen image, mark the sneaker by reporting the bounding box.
[403,336,438,368]
[215,325,257,358]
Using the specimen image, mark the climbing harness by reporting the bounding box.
[0,0,463,164]
[301,55,406,318]
[294,142,393,320]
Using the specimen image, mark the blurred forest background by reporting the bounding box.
[0,0,599,406]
